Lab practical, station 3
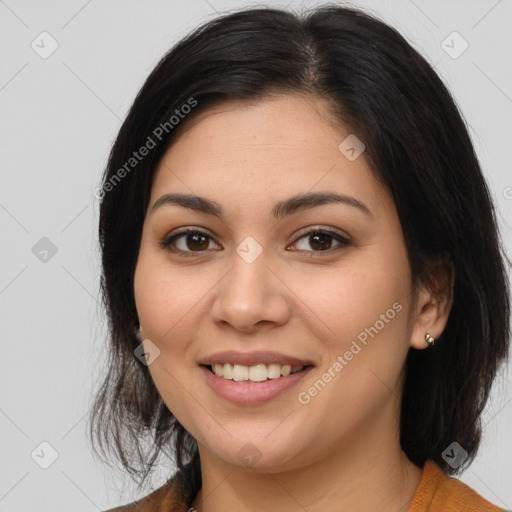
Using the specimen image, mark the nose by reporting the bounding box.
[210,249,291,333]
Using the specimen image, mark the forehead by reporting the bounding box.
[149,94,391,216]
[167,94,345,156]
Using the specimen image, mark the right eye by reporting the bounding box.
[159,229,221,256]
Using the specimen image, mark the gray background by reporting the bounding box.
[1,0,511,510]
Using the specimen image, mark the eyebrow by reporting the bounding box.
[151,191,372,220]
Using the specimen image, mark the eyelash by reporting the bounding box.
[159,227,350,257]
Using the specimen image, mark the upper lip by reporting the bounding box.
[200,350,315,367]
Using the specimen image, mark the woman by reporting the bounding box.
[91,5,511,512]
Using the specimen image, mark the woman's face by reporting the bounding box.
[134,94,421,472]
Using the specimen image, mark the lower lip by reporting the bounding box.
[201,365,314,405]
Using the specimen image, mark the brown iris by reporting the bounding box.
[186,233,209,251]
[309,233,333,251]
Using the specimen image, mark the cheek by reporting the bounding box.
[302,248,412,416]
[134,249,199,342]
[301,257,409,347]
[133,250,203,422]
[295,273,410,443]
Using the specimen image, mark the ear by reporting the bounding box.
[410,258,454,350]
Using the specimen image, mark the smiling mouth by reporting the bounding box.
[202,363,314,382]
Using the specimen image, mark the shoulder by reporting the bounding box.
[103,455,201,512]
[103,469,198,512]
[410,460,507,512]
[102,480,177,512]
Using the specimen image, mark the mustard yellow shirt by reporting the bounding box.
[105,459,507,512]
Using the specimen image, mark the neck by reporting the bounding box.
[191,422,422,512]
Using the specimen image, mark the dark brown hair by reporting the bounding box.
[89,4,511,489]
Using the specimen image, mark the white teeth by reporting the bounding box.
[222,363,233,379]
[210,363,305,382]
[249,364,267,382]
[233,364,249,381]
[267,364,282,379]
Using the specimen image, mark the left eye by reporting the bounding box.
[160,228,349,255]
[290,229,349,253]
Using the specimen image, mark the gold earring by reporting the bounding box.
[425,333,435,346]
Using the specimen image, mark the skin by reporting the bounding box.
[133,93,452,512]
